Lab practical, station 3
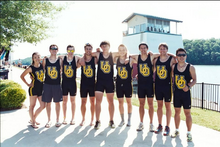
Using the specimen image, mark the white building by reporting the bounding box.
[122,13,184,54]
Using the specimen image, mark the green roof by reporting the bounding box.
[122,12,183,23]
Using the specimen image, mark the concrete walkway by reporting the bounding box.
[1,66,220,147]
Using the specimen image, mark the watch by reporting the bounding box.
[188,85,191,89]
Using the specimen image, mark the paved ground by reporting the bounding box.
[1,66,220,147]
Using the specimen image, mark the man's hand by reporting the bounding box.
[124,58,129,64]
[96,48,101,52]
[135,74,138,80]
[183,85,189,92]
[79,58,86,66]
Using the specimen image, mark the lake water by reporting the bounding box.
[76,65,220,85]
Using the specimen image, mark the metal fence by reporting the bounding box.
[191,83,220,112]
[132,82,220,112]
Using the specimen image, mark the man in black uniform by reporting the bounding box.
[153,43,176,136]
[42,44,63,128]
[130,42,160,132]
[79,43,97,126]
[59,45,81,125]
[82,41,120,129]
[171,48,197,142]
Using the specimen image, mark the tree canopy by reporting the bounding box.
[0,1,67,50]
[184,38,220,65]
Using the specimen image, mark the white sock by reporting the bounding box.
[187,131,191,134]
[176,129,179,132]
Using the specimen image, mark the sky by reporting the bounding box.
[10,1,220,60]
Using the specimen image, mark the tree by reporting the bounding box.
[0,1,67,50]
[183,38,220,65]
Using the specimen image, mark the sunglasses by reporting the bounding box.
[85,48,92,50]
[50,47,58,50]
[67,50,74,53]
[177,54,186,57]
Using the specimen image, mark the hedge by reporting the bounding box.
[0,80,26,110]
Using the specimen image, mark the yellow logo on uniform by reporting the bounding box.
[157,65,167,79]
[35,70,44,82]
[47,66,58,79]
[175,75,186,89]
[118,67,128,79]
[139,64,150,77]
[64,65,73,78]
[83,65,93,78]
[101,61,111,73]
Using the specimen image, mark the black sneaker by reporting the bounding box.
[94,121,101,130]
[154,124,163,134]
[109,120,115,128]
[163,126,170,136]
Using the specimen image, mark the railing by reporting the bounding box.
[191,83,220,112]
[132,82,220,112]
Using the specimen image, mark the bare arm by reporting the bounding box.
[114,56,119,64]
[171,64,175,84]
[188,65,197,87]
[129,54,139,62]
[75,56,81,68]
[42,58,46,71]
[170,56,177,67]
[20,66,32,87]
[129,57,137,68]
[59,57,63,72]
[153,57,158,73]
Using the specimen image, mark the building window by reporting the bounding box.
[128,27,133,34]
[156,19,162,32]
[163,21,170,33]
[135,25,140,33]
[148,18,155,31]
[140,23,146,32]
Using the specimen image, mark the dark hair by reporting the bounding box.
[49,44,58,50]
[31,52,40,65]
[100,41,110,47]
[139,42,148,49]
[84,43,93,49]
[66,45,75,50]
[158,43,168,50]
[176,48,187,55]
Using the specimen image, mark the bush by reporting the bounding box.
[0,80,21,91]
[0,80,26,110]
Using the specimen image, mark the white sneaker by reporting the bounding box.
[149,124,154,132]
[137,122,144,131]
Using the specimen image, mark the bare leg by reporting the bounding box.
[118,98,124,115]
[138,98,146,123]
[184,109,192,131]
[46,102,51,123]
[95,91,103,122]
[147,98,154,124]
[89,96,95,126]
[156,100,163,125]
[70,96,76,122]
[80,98,87,126]
[34,96,46,123]
[165,102,172,127]
[62,96,68,122]
[29,96,37,127]
[106,93,114,121]
[126,98,132,114]
[55,102,60,122]
[126,98,132,126]
[174,108,181,129]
